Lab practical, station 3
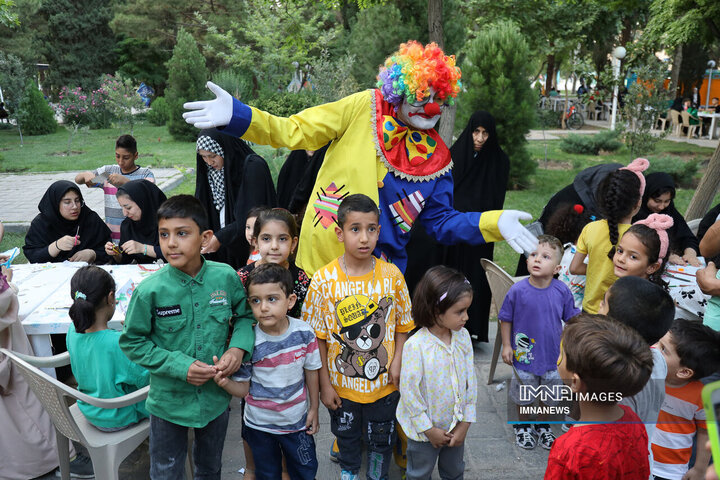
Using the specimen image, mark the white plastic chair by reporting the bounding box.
[0,348,150,480]
[480,259,523,385]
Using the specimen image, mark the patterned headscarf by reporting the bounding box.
[197,135,225,211]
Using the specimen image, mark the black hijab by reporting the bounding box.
[450,111,509,212]
[117,180,167,264]
[23,180,111,263]
[633,172,700,254]
[194,129,277,268]
[277,144,329,213]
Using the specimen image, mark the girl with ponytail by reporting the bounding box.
[570,158,649,313]
[66,266,149,431]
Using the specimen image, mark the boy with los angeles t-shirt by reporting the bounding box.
[301,194,414,480]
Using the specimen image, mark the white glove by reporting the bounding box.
[497,210,538,254]
[182,81,234,129]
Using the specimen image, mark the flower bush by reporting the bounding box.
[55,85,111,129]
[99,73,146,134]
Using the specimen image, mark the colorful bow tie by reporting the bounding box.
[382,115,437,166]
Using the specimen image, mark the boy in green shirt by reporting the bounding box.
[119,195,255,479]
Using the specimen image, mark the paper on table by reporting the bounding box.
[115,278,137,315]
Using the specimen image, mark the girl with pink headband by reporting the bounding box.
[613,213,674,288]
[570,158,650,313]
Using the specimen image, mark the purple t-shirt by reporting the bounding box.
[498,278,580,376]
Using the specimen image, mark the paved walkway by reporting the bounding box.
[36,321,550,480]
[0,168,190,233]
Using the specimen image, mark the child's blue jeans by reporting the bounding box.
[149,409,229,480]
[242,425,318,480]
[330,390,400,480]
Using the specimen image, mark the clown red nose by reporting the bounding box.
[423,102,441,117]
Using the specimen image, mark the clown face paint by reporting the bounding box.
[397,88,444,130]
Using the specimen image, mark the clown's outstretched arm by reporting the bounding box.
[420,173,537,254]
[184,82,358,151]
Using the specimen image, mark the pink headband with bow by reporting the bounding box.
[634,213,674,260]
[620,158,650,197]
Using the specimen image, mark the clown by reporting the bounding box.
[183,41,536,275]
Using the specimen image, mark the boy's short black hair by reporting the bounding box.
[606,276,675,344]
[116,134,137,154]
[247,263,294,297]
[157,195,209,231]
[668,318,720,379]
[336,194,380,228]
[562,313,653,403]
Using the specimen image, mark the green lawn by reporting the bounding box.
[2,122,717,274]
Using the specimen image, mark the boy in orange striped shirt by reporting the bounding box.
[651,319,720,480]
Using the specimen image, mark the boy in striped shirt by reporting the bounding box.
[651,319,720,480]
[216,263,321,480]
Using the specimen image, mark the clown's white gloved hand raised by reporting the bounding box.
[182,81,234,129]
[497,210,538,255]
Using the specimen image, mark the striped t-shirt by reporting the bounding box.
[233,316,321,434]
[92,165,155,243]
[651,380,706,479]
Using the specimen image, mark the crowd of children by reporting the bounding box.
[10,146,720,480]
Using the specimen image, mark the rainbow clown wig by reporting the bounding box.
[377,40,462,106]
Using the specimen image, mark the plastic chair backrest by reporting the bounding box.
[1,349,86,444]
[681,110,691,126]
[480,259,515,313]
[670,110,680,125]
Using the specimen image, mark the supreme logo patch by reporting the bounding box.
[155,305,182,317]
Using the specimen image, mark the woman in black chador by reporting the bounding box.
[405,111,509,341]
[195,129,276,269]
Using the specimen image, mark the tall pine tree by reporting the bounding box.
[458,21,537,188]
[165,28,209,141]
[40,0,116,91]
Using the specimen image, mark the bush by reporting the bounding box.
[165,28,210,142]
[249,90,322,117]
[458,21,537,188]
[99,73,146,134]
[646,156,699,188]
[212,69,252,101]
[559,130,622,155]
[147,96,170,126]
[16,80,57,135]
[55,85,112,129]
[536,107,561,129]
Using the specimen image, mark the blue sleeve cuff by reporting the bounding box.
[221,98,252,137]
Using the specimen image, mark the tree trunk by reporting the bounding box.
[546,53,556,94]
[686,141,720,219]
[428,0,443,47]
[427,0,455,146]
[669,45,683,98]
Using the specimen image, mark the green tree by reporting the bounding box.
[39,0,116,91]
[114,35,169,95]
[16,79,56,135]
[99,73,146,135]
[345,4,422,87]
[458,21,537,188]
[0,52,28,117]
[0,0,19,27]
[165,28,209,141]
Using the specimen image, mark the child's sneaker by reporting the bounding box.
[330,438,340,463]
[513,425,536,449]
[340,470,358,480]
[534,424,556,450]
[561,423,572,432]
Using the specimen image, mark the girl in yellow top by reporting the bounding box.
[570,158,649,313]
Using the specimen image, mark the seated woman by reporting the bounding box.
[23,180,110,264]
[104,180,166,264]
[632,172,700,266]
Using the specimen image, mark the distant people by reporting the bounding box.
[632,172,700,266]
[683,98,701,137]
[195,129,277,269]
[405,110,509,342]
[75,135,155,244]
[711,97,720,114]
[577,81,588,96]
[670,96,684,113]
[691,86,701,108]
[0,102,8,122]
[24,180,111,264]
[104,180,167,264]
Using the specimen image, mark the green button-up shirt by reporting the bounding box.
[119,260,255,427]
